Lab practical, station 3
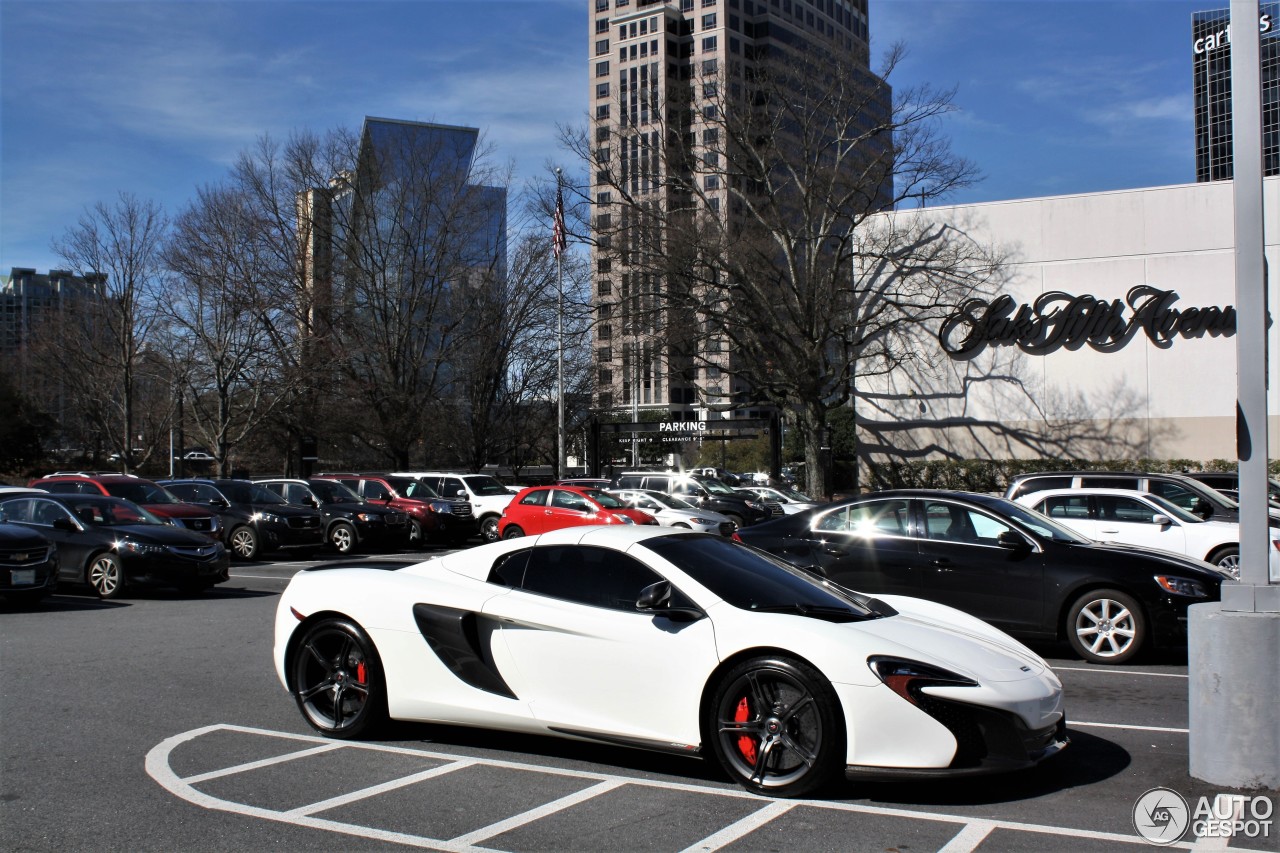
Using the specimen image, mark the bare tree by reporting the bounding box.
[161,184,293,476]
[565,37,1012,497]
[50,193,169,472]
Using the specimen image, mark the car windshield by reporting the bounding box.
[583,489,627,509]
[309,479,362,503]
[643,535,882,621]
[70,497,165,526]
[102,480,177,504]
[1144,494,1203,523]
[463,475,512,496]
[696,478,738,496]
[990,498,1092,543]
[248,484,289,505]
[385,477,437,499]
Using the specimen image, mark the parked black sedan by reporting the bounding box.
[0,494,228,598]
[734,489,1231,664]
[0,517,59,604]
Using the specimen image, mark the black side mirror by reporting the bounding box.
[1193,499,1214,520]
[996,530,1030,550]
[636,580,702,621]
[211,497,230,508]
[53,517,78,531]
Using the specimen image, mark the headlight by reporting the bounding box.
[430,501,453,514]
[868,656,978,706]
[256,512,284,525]
[617,515,635,524]
[116,540,165,556]
[1154,575,1209,597]
[746,501,764,510]
[690,517,715,524]
[354,513,374,522]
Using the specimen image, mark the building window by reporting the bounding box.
[704,175,720,189]
[703,128,719,144]
[599,368,614,386]
[600,325,613,340]
[598,346,612,362]
[596,82,610,98]
[703,13,717,28]
[597,18,610,33]
[596,61,610,77]
[596,39,610,56]
[596,191,613,205]
[702,57,718,74]
[596,127,610,142]
[596,0,608,10]
[681,0,694,9]
[702,35,718,52]
[597,104,610,119]
[596,146,611,162]
[598,258,612,273]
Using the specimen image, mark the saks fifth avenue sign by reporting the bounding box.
[938,286,1237,360]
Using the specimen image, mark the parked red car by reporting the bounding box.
[498,485,656,538]
[28,473,221,542]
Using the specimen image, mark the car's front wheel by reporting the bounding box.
[329,522,356,554]
[407,519,424,548]
[1067,588,1146,664]
[290,617,387,739]
[87,553,124,599]
[706,655,844,797]
[228,525,260,561]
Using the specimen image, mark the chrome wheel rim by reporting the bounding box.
[88,557,121,597]
[481,517,500,543]
[1075,597,1137,658]
[230,528,257,559]
[331,525,354,553]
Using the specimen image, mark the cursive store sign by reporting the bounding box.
[938,286,1237,360]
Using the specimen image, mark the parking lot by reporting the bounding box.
[2,549,1276,852]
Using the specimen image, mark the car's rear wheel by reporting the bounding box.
[87,553,124,599]
[290,617,386,739]
[706,655,844,797]
[329,522,356,554]
[407,519,424,548]
[228,526,259,561]
[502,525,525,540]
[480,516,501,543]
[1067,588,1146,664]
[724,513,744,528]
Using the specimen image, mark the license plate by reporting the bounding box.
[11,569,35,585]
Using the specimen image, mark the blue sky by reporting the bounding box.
[2,0,1215,274]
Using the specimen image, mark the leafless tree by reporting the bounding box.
[563,37,1011,497]
[49,193,170,472]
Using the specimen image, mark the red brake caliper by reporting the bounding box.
[735,697,757,763]
[356,661,367,684]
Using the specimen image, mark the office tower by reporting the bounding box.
[1192,4,1280,181]
[588,0,880,423]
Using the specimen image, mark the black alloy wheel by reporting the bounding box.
[290,617,387,738]
[502,525,525,540]
[480,516,501,543]
[706,655,844,797]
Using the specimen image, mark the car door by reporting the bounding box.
[1033,494,1099,540]
[803,498,921,597]
[483,544,717,746]
[1092,494,1189,555]
[915,497,1045,635]
[9,497,94,583]
[544,489,596,532]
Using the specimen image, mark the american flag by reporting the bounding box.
[552,186,567,258]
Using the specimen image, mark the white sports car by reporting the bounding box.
[273,526,1067,797]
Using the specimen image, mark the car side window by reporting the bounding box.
[520,545,663,611]
[442,478,465,498]
[262,483,285,498]
[1,498,37,523]
[1009,476,1072,498]
[42,481,81,494]
[1082,476,1139,490]
[1099,496,1158,523]
[922,501,1013,545]
[1040,495,1090,519]
[519,489,549,507]
[644,476,671,492]
[488,549,531,587]
[31,499,74,527]
[1147,482,1199,511]
[364,481,391,501]
[551,490,590,512]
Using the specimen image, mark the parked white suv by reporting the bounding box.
[391,472,515,543]
[1012,487,1276,578]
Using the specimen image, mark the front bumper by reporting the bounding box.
[258,519,324,550]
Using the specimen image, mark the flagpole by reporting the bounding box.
[555,169,566,480]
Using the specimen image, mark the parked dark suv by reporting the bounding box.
[255,477,412,554]
[1004,470,1280,524]
[160,478,323,560]
[313,474,476,546]
[1185,471,1280,505]
[611,471,771,528]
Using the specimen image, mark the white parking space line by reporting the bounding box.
[935,820,997,853]
[678,801,796,853]
[450,779,624,847]
[1072,721,1189,734]
[286,761,478,817]
[147,724,1271,852]
[1054,666,1189,679]
[182,743,343,784]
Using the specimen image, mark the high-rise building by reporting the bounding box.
[0,267,104,358]
[1192,4,1280,181]
[588,0,880,425]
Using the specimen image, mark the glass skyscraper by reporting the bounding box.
[1192,4,1280,181]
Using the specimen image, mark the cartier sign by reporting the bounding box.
[938,286,1237,360]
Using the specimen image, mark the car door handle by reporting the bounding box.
[931,558,953,570]
[1099,527,1119,533]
